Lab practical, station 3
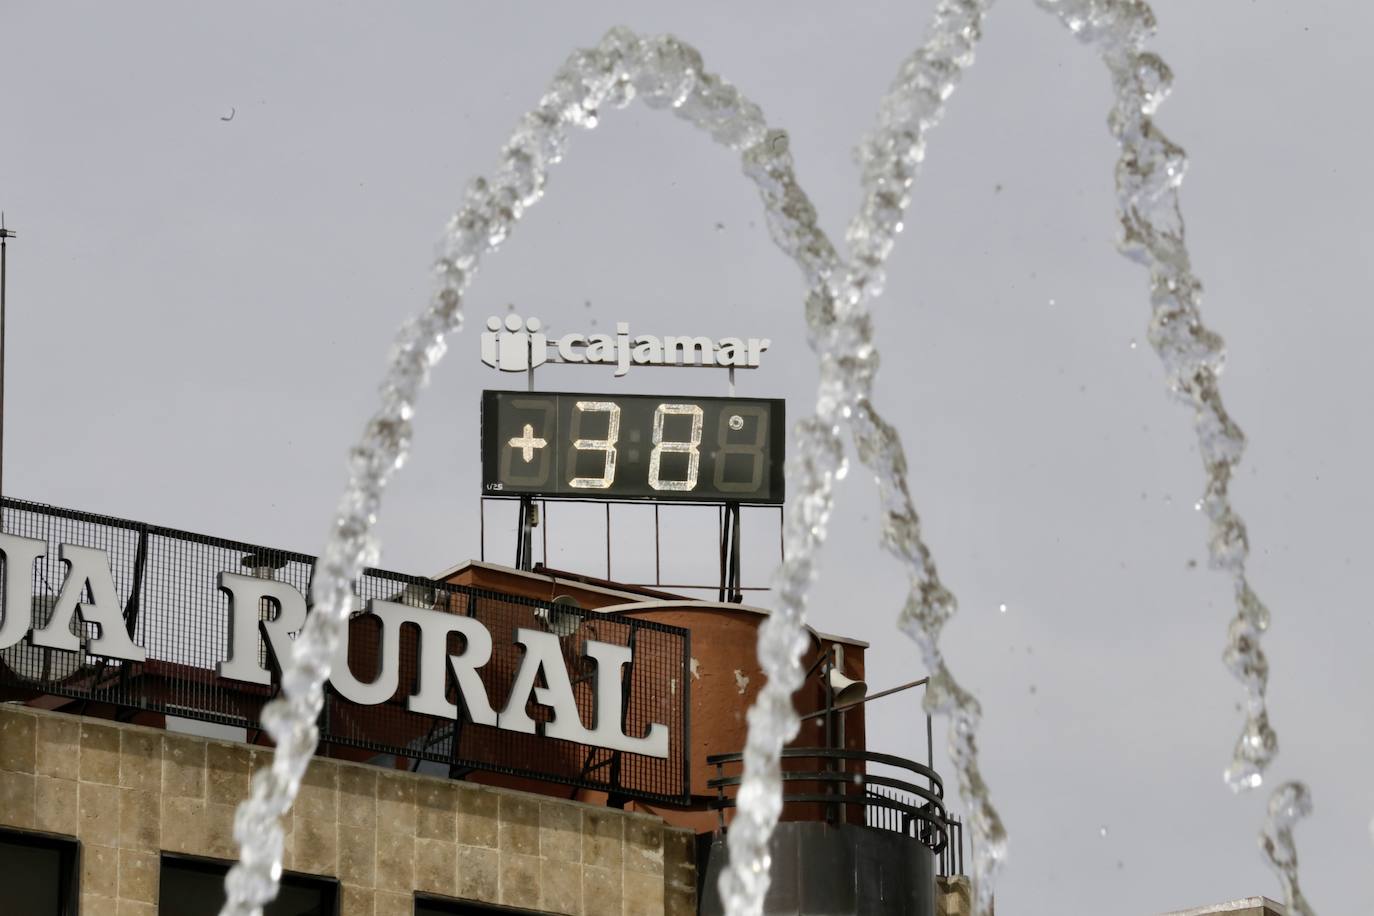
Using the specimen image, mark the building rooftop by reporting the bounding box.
[1160,897,1286,916]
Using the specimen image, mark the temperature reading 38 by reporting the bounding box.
[481,390,784,504]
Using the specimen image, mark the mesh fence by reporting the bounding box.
[0,498,690,804]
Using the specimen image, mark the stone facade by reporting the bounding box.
[936,876,972,915]
[0,704,696,915]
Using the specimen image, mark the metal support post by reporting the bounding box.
[514,495,536,571]
[0,215,15,501]
[717,502,743,603]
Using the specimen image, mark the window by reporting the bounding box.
[415,895,551,915]
[158,855,338,916]
[0,828,80,916]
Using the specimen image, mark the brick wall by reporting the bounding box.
[0,704,696,915]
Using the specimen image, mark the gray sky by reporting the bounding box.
[3,1,1372,912]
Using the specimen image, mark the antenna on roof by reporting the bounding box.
[0,211,15,502]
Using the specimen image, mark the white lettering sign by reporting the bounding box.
[0,533,145,661]
[480,313,769,378]
[216,572,307,686]
[0,537,669,758]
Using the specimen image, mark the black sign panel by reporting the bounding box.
[481,390,786,504]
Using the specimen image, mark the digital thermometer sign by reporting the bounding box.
[481,390,785,504]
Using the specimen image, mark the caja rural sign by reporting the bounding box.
[0,499,690,802]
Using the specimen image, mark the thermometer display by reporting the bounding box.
[481,390,785,504]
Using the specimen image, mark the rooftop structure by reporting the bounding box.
[0,495,1288,913]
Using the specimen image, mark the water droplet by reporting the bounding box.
[1129,339,1138,349]
[1048,298,1056,307]
[1224,761,1264,792]
[729,414,744,431]
[715,221,726,231]
[1028,684,1037,695]
[1099,825,1109,838]
[998,603,1008,614]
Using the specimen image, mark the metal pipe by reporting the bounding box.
[959,819,965,875]
[798,676,929,721]
[927,711,934,793]
[822,651,835,823]
[515,495,534,570]
[716,504,726,602]
[729,502,742,602]
[1,230,5,500]
[777,504,784,563]
[0,216,12,501]
[617,583,772,592]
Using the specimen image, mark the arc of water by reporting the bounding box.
[217,23,1005,916]
[1261,782,1316,915]
[1035,1,1313,911]
[735,3,1008,915]
[215,6,1318,916]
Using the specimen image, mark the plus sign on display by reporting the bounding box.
[508,423,547,462]
[481,390,785,503]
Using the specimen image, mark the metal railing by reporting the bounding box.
[1,497,693,804]
[706,746,952,855]
[865,783,965,875]
[941,815,965,877]
[479,496,786,599]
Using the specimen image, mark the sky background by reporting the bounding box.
[3,1,1372,912]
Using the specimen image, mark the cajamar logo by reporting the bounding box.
[481,314,547,372]
[480,312,769,377]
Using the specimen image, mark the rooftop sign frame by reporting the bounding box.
[0,497,692,805]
